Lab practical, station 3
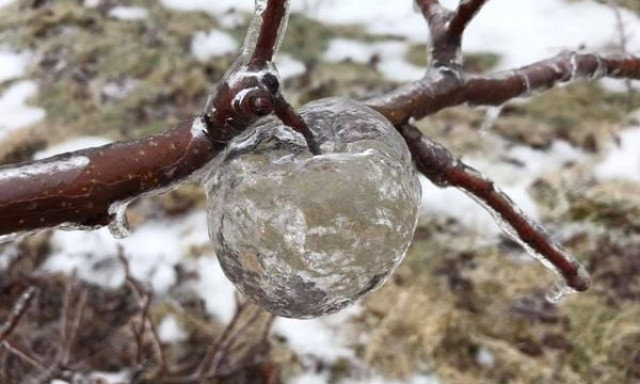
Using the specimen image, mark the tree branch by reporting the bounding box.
[0,118,218,237]
[398,124,590,292]
[367,51,640,125]
[449,0,490,38]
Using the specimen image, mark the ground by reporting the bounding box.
[0,1,638,384]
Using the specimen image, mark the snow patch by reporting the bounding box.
[274,305,360,363]
[0,81,46,138]
[324,39,425,82]
[43,212,211,294]
[158,315,188,343]
[108,6,149,21]
[0,50,30,83]
[276,54,306,80]
[595,127,640,182]
[196,256,237,323]
[0,0,17,9]
[191,30,239,61]
[420,140,585,236]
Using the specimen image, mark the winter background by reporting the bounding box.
[0,1,639,384]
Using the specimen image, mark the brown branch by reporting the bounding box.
[0,52,638,238]
[367,52,640,125]
[250,0,290,66]
[273,94,321,155]
[398,124,591,292]
[416,0,488,69]
[449,0,490,38]
[0,118,218,236]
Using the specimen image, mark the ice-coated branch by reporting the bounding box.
[449,0,490,38]
[415,0,489,69]
[368,51,640,125]
[1,52,639,238]
[397,124,591,293]
[247,0,290,66]
[0,118,219,237]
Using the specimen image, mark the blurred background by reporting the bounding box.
[0,1,638,383]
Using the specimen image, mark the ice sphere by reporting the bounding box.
[204,97,421,318]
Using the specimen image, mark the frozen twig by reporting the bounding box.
[449,0,490,38]
[398,123,591,292]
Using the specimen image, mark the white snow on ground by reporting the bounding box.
[158,315,189,343]
[324,39,425,82]
[196,255,238,323]
[276,54,307,80]
[0,50,30,83]
[0,0,16,9]
[108,6,149,21]
[191,29,239,61]
[35,136,113,159]
[292,372,440,384]
[0,81,45,139]
[274,305,360,362]
[43,212,209,294]
[595,127,640,182]
[311,0,640,69]
[420,140,585,236]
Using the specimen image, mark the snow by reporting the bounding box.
[420,140,585,236]
[274,305,359,362]
[324,39,425,82]
[276,54,307,80]
[43,212,211,294]
[0,81,46,139]
[83,0,100,8]
[196,256,238,323]
[292,373,440,384]
[0,0,16,9]
[158,315,188,343]
[0,50,30,83]
[595,127,640,182]
[108,6,149,21]
[191,29,239,61]
[35,136,113,160]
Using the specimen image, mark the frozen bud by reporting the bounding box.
[205,97,421,318]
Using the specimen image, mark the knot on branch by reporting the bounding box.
[205,64,281,143]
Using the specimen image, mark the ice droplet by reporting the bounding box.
[545,280,576,304]
[107,201,131,239]
[479,105,503,135]
[204,97,421,319]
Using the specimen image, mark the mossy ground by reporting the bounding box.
[0,1,638,383]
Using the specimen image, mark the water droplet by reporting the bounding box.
[108,202,130,239]
[545,280,576,304]
[480,105,503,135]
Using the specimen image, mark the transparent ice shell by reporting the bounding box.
[204,97,421,318]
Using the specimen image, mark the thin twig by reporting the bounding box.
[449,0,490,38]
[0,287,37,341]
[398,123,591,291]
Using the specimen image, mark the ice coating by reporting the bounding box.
[205,97,421,318]
[107,201,131,239]
[241,0,290,64]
